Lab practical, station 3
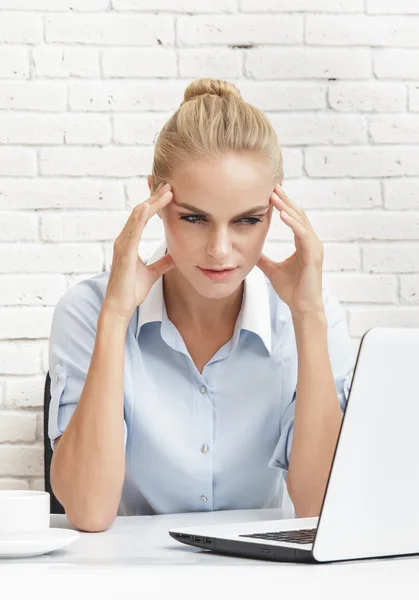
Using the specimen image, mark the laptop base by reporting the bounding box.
[169,531,314,563]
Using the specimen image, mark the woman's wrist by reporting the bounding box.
[99,302,132,331]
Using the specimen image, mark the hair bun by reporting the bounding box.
[183,78,242,104]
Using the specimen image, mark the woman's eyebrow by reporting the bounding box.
[173,201,270,218]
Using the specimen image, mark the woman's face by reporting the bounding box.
[155,152,276,299]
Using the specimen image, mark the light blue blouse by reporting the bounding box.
[48,238,355,516]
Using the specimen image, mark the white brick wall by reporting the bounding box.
[0,3,418,490]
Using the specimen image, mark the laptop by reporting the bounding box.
[169,327,419,563]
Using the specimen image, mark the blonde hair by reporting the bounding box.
[150,78,283,191]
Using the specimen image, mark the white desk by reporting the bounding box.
[1,508,419,600]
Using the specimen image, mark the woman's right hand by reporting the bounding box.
[102,183,175,323]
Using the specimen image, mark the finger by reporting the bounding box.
[148,182,171,205]
[147,252,175,283]
[257,252,277,279]
[279,210,310,243]
[144,188,173,219]
[128,201,151,244]
[271,192,302,223]
[134,188,173,225]
[274,184,304,216]
[131,183,172,221]
[118,185,173,250]
[143,183,173,213]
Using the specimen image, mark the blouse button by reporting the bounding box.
[200,385,207,394]
[201,444,209,454]
[200,495,208,502]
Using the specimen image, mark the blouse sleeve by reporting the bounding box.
[48,278,128,451]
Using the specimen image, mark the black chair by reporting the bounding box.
[43,371,65,514]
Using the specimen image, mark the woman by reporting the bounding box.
[48,78,354,532]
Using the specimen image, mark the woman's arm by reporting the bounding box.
[286,311,343,518]
[257,184,351,519]
[50,308,128,533]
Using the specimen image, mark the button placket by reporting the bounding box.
[195,379,213,508]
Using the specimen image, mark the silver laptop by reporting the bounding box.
[169,327,419,563]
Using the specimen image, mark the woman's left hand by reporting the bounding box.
[257,184,325,317]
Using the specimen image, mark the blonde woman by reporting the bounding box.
[48,78,354,532]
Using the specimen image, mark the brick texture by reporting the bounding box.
[0,3,417,489]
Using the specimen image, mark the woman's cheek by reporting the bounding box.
[251,226,269,259]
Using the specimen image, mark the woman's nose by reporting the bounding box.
[206,229,232,260]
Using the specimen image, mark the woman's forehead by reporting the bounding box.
[170,154,275,203]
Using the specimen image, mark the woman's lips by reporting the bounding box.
[198,267,237,281]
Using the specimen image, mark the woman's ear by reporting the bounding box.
[147,175,153,193]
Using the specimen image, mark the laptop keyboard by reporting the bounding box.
[239,528,317,545]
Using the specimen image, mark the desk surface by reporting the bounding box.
[1,509,419,599]
[4,508,295,566]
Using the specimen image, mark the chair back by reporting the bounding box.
[43,372,65,514]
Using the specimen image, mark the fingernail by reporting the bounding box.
[162,183,171,191]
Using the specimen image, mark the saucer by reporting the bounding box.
[0,528,80,559]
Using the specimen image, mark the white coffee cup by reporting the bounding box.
[0,490,50,534]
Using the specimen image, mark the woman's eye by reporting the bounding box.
[239,217,263,225]
[180,215,205,224]
[180,215,263,226]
